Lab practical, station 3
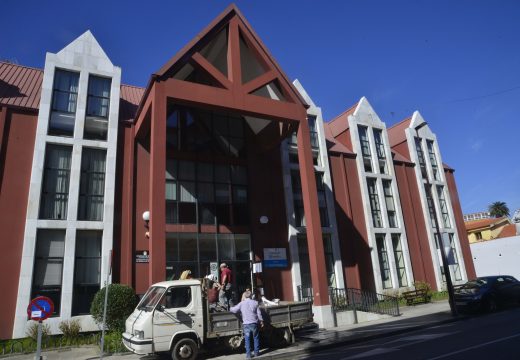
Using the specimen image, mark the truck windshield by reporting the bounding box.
[137,286,166,311]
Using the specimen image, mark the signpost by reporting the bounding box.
[27,296,54,360]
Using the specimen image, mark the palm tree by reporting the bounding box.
[488,201,510,218]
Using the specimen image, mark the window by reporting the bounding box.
[297,235,336,289]
[415,137,428,179]
[39,145,72,220]
[367,178,382,227]
[78,148,106,221]
[476,232,483,240]
[294,199,305,227]
[427,140,440,181]
[383,180,397,228]
[392,234,408,287]
[316,172,330,227]
[358,126,372,172]
[84,76,111,140]
[373,129,387,174]
[448,233,462,281]
[49,69,79,137]
[72,231,102,315]
[424,185,437,228]
[166,106,246,158]
[31,229,65,316]
[308,115,319,149]
[165,160,248,226]
[161,287,192,309]
[376,234,392,289]
[437,186,451,228]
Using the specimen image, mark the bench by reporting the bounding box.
[402,289,431,306]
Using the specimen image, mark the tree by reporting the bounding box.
[90,284,138,332]
[488,201,510,218]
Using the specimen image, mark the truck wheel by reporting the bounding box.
[171,338,198,360]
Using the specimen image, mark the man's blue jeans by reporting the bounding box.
[243,323,260,358]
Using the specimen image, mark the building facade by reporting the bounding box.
[0,4,475,339]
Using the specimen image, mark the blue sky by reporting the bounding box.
[2,0,519,215]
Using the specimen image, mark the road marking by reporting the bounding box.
[341,347,399,359]
[426,333,520,360]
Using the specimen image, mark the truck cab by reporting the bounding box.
[123,279,204,359]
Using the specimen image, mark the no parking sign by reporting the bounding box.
[27,296,54,321]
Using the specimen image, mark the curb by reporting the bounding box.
[262,315,467,360]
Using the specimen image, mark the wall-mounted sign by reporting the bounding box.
[263,248,288,268]
[135,250,150,263]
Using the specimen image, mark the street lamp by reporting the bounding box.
[414,122,458,317]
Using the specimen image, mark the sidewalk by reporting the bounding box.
[4,301,460,360]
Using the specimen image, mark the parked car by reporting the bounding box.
[454,275,520,313]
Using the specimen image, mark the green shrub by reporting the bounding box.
[90,284,138,332]
[26,321,51,341]
[59,319,81,338]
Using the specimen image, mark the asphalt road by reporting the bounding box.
[291,307,520,360]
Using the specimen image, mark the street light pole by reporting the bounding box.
[414,122,458,317]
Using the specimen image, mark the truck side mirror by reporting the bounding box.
[156,304,165,312]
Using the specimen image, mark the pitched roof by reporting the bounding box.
[327,102,358,137]
[496,224,518,238]
[323,122,354,155]
[391,150,413,164]
[0,61,43,110]
[119,84,145,122]
[465,216,510,231]
[387,116,411,147]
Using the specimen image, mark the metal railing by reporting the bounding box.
[297,286,400,318]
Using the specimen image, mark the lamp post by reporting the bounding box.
[414,122,458,317]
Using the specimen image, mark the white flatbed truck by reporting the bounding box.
[122,279,313,360]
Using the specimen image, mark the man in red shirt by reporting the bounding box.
[219,263,234,309]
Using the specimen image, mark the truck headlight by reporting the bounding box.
[134,330,145,339]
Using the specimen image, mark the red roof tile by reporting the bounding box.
[0,61,43,110]
[465,216,510,231]
[496,224,517,238]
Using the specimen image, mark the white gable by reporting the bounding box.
[409,111,435,138]
[352,96,385,128]
[54,30,115,73]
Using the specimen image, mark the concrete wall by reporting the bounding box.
[470,236,520,279]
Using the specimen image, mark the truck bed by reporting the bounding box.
[206,301,313,338]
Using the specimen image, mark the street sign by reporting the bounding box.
[27,296,54,321]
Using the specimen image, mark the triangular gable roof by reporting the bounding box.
[56,30,114,68]
[153,4,307,106]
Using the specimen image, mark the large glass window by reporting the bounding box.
[383,180,397,228]
[424,185,437,228]
[358,126,372,172]
[308,115,319,149]
[49,69,79,137]
[39,145,72,220]
[415,137,428,179]
[78,148,106,221]
[316,172,329,227]
[367,178,382,228]
[373,129,387,174]
[298,234,335,289]
[437,185,451,228]
[166,106,246,158]
[72,230,102,315]
[448,233,462,281]
[166,160,248,226]
[391,234,408,287]
[84,76,111,140]
[31,229,65,316]
[376,234,392,289]
[427,140,440,181]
